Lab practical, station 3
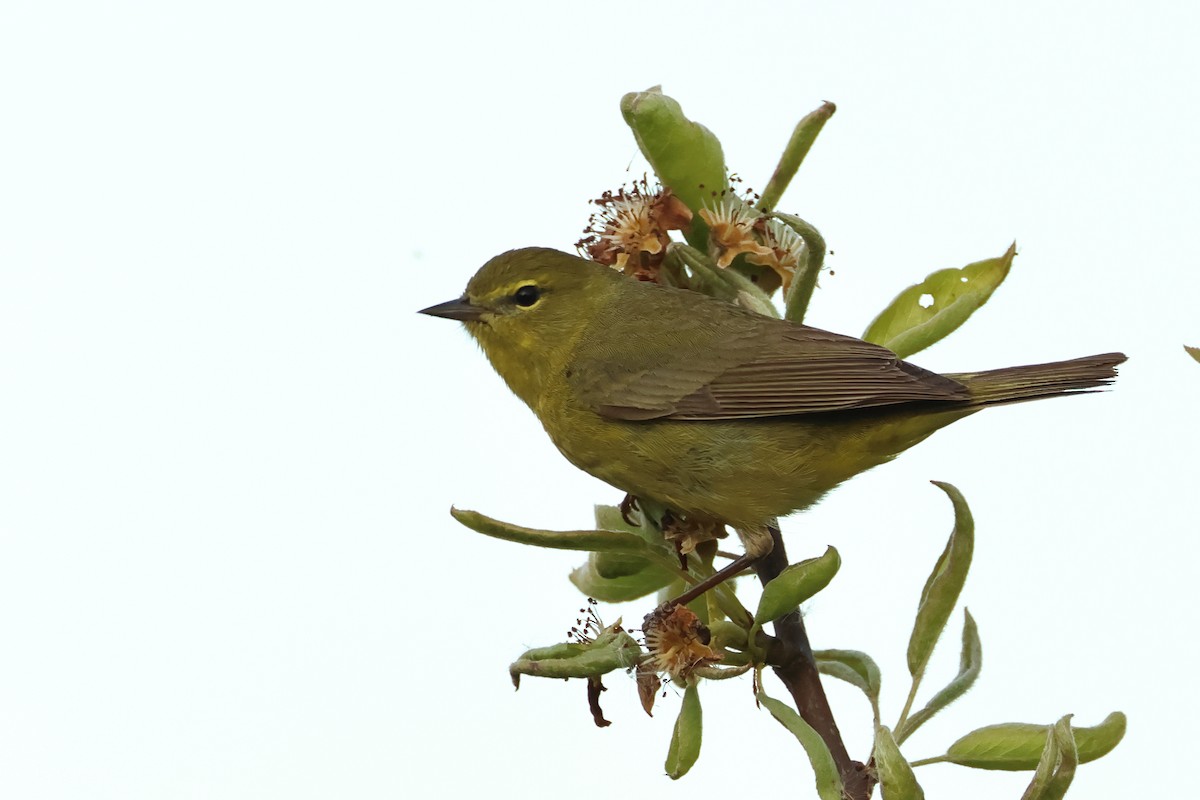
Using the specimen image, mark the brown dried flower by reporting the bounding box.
[577,179,692,282]
[747,218,806,293]
[697,198,773,269]
[642,605,721,685]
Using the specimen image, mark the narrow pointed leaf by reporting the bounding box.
[863,243,1015,358]
[874,725,925,800]
[509,630,643,688]
[1185,345,1200,364]
[906,483,974,677]
[1019,722,1061,800]
[621,87,727,248]
[665,684,703,779]
[944,711,1125,770]
[569,551,676,602]
[898,609,982,742]
[814,649,881,704]
[755,546,840,624]
[1040,716,1079,799]
[757,691,845,800]
[757,102,837,213]
[451,508,651,553]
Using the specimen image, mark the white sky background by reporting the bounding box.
[1,1,1197,797]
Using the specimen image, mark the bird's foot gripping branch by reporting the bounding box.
[430,87,1126,799]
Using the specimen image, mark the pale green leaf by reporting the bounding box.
[757,102,837,213]
[907,483,974,678]
[451,507,650,553]
[569,551,676,602]
[1185,345,1200,364]
[757,691,845,800]
[874,725,925,800]
[665,684,703,779]
[621,87,727,248]
[898,609,981,743]
[944,711,1125,770]
[509,629,643,688]
[814,649,881,705]
[755,546,840,624]
[863,243,1015,358]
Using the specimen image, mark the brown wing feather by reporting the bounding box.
[569,281,969,421]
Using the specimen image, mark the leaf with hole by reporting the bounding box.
[863,243,1015,358]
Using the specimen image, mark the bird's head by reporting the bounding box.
[419,247,623,407]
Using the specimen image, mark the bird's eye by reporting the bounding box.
[513,285,541,307]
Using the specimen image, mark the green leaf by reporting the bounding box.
[755,546,840,624]
[814,649,881,707]
[665,684,703,779]
[863,243,1016,358]
[874,725,925,800]
[1018,716,1079,800]
[757,691,845,800]
[897,609,981,743]
[451,507,651,553]
[757,102,837,213]
[621,87,728,248]
[1185,345,1200,364]
[569,551,676,602]
[906,483,974,678]
[943,711,1125,771]
[509,629,643,688]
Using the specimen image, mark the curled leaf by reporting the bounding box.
[898,608,981,743]
[621,87,728,248]
[451,508,650,553]
[757,101,837,213]
[1019,715,1079,800]
[665,684,703,779]
[906,483,974,679]
[569,551,676,602]
[755,546,840,625]
[874,725,925,800]
[757,691,845,800]
[863,243,1015,358]
[509,629,643,688]
[814,649,882,707]
[944,711,1125,770]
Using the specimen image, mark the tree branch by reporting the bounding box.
[755,522,875,800]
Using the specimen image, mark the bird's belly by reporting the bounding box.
[541,402,834,527]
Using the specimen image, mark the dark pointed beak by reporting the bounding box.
[418,296,485,322]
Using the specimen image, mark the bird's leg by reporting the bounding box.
[619,494,641,526]
[666,523,774,608]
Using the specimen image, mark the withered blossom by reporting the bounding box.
[577,179,692,282]
[661,512,727,556]
[697,197,773,269]
[747,218,806,293]
[642,604,721,685]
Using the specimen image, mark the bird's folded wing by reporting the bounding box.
[568,293,970,421]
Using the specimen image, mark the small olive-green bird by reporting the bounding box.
[421,247,1123,564]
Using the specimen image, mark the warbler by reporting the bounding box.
[420,247,1123,564]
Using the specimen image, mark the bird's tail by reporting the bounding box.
[947,352,1127,407]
